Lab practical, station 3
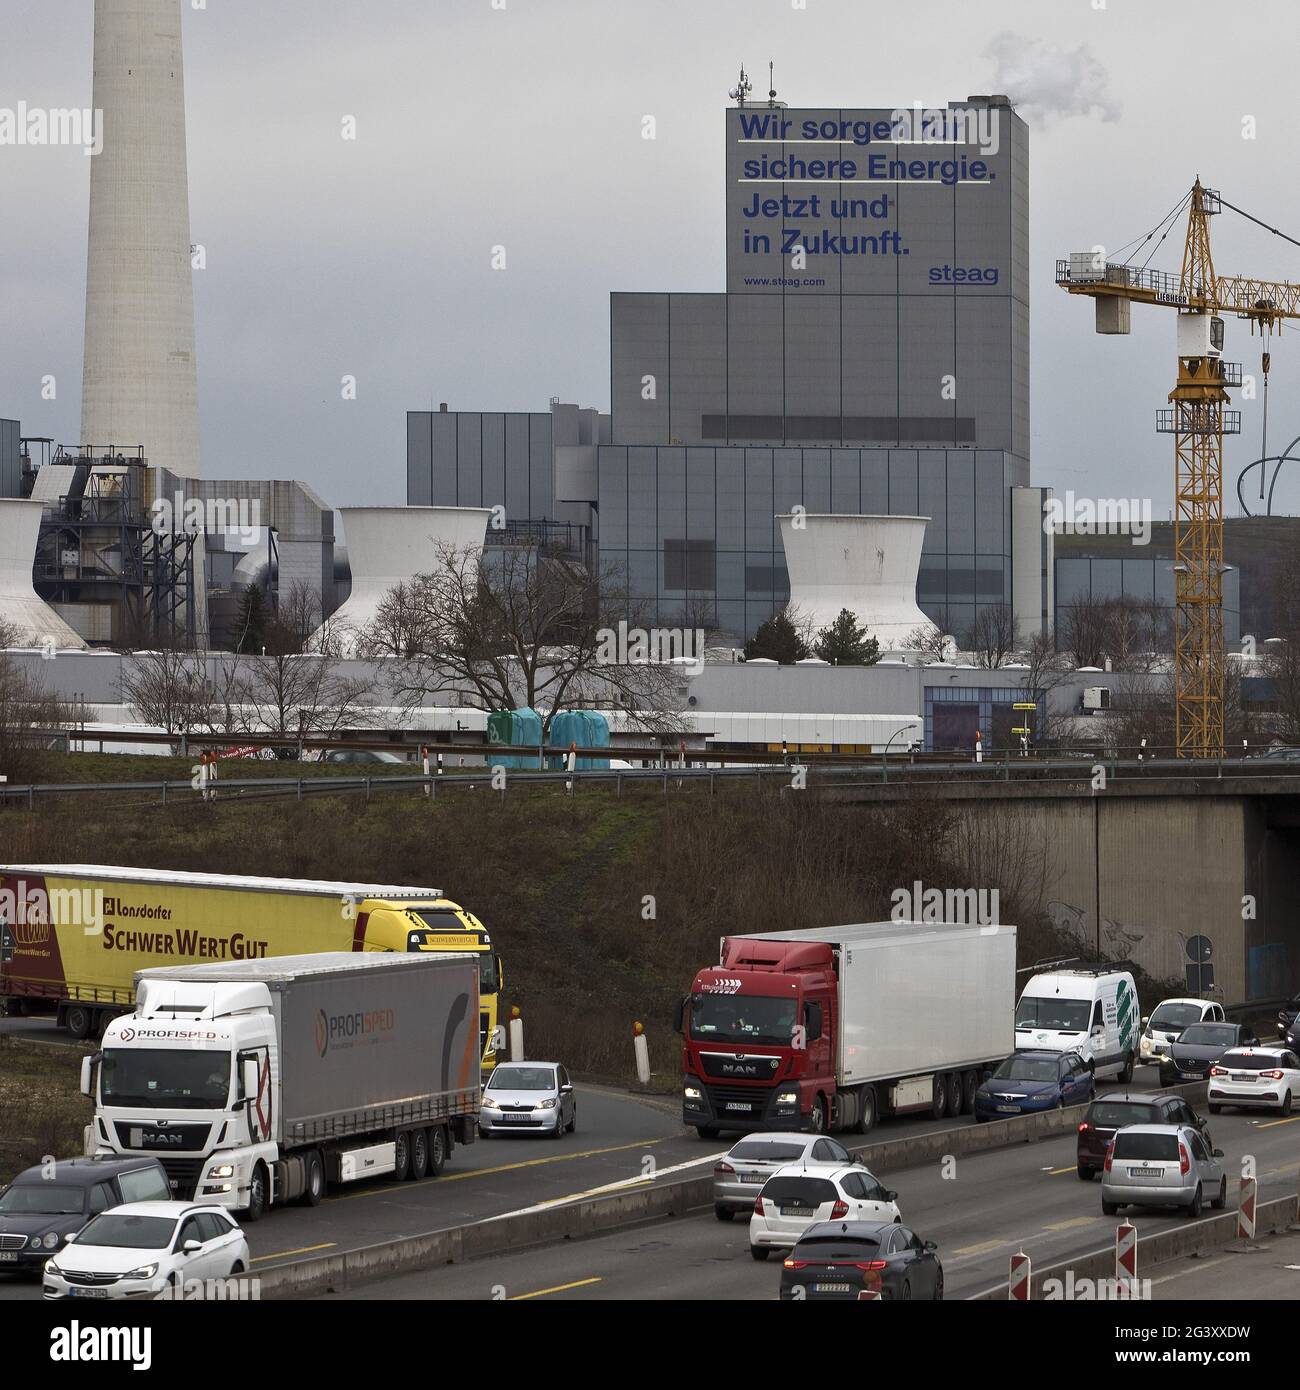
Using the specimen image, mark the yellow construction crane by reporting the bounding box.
[1058,180,1300,757]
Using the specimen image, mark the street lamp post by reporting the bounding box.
[881,722,921,784]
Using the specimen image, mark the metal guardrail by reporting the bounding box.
[4,754,1300,809]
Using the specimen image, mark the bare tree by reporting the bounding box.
[1061,594,1170,672]
[1015,629,1072,747]
[363,541,686,737]
[120,645,212,745]
[0,648,71,783]
[903,609,951,660]
[233,654,371,744]
[1262,554,1300,741]
[965,602,1017,670]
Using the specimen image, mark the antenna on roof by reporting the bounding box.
[729,63,752,106]
[768,60,778,107]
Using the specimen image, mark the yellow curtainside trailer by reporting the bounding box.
[0,864,504,1072]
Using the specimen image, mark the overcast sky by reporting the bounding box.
[4,0,1299,515]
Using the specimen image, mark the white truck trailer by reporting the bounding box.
[82,951,481,1218]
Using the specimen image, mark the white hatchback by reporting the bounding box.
[1208,1046,1300,1115]
[749,1165,901,1260]
[43,1202,249,1301]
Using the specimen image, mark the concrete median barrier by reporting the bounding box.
[255,1081,1210,1299]
[970,1193,1300,1300]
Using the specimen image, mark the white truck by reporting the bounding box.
[82,951,481,1219]
[679,921,1018,1134]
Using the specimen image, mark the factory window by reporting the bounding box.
[663,540,716,592]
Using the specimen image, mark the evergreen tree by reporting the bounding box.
[813,608,881,666]
[235,584,269,654]
[743,610,809,664]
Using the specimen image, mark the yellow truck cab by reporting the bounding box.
[363,898,503,1074]
[0,866,503,1072]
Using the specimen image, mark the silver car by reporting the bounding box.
[712,1133,864,1220]
[479,1062,575,1139]
[1101,1124,1227,1217]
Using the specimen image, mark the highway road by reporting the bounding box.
[317,1105,1300,1301]
[1150,1229,1300,1300]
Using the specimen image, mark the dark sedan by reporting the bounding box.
[0,1157,170,1277]
[1279,995,1300,1041]
[779,1220,942,1301]
[1159,1023,1259,1086]
[1076,1091,1212,1180]
[973,1050,1094,1121]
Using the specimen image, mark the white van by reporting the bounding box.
[1014,968,1139,1082]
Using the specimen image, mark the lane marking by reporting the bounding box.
[325,1137,671,1201]
[251,1242,336,1264]
[508,1277,602,1300]
[1149,1254,1233,1288]
[1047,1165,1076,1176]
[1256,1115,1300,1129]
[1043,1216,1098,1232]
[954,1238,1004,1256]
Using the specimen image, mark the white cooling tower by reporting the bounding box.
[81,0,201,479]
[777,513,937,648]
[0,501,89,650]
[320,506,491,655]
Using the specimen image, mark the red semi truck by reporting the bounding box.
[677,922,1017,1136]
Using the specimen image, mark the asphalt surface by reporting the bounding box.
[1150,1229,1300,1300]
[318,1103,1300,1301]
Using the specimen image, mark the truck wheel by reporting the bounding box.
[945,1072,962,1118]
[244,1164,268,1222]
[856,1085,877,1134]
[65,1005,94,1039]
[930,1075,947,1120]
[1118,1052,1135,1084]
[411,1123,431,1178]
[393,1130,411,1182]
[427,1126,447,1176]
[808,1095,827,1134]
[750,1247,770,1261]
[962,1071,979,1114]
[300,1150,325,1206]
[695,1125,720,1140]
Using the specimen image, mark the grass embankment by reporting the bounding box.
[0,1037,94,1184]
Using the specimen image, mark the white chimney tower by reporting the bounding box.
[81,0,201,478]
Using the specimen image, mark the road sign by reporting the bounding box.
[1009,1250,1031,1301]
[1115,1222,1138,1296]
[1238,1176,1257,1240]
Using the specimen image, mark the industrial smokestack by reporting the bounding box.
[81,0,201,479]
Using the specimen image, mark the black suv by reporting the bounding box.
[0,1156,170,1276]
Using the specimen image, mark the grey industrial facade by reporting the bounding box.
[409,97,1036,641]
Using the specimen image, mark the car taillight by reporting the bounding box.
[1078,1122,1090,1133]
[853,1261,887,1271]
[1209,1065,1224,1076]
[783,1259,807,1269]
[715,1161,735,1175]
[754,1196,765,1215]
[1179,1144,1190,1176]
[830,1200,849,1219]
[1104,1141,1114,1173]
[1261,1069,1284,1080]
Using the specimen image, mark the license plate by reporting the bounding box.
[69,1287,110,1298]
[1128,1166,1161,1177]
[781,1205,814,1216]
[499,1113,531,1122]
[1231,1074,1254,1082]
[996,1104,1018,1113]
[741,1173,766,1184]
[813,1282,850,1293]
[724,1102,752,1112]
[0,1252,16,1263]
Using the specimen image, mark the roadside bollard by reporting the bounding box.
[1115,1222,1137,1298]
[508,1006,525,1062]
[1238,1175,1257,1241]
[422,746,430,798]
[974,729,983,764]
[633,1021,650,1085]
[1008,1250,1031,1301]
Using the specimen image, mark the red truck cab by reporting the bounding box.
[678,935,838,1137]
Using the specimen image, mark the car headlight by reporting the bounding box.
[42,1232,60,1250]
[126,1264,158,1280]
[777,1090,798,1104]
[538,1098,558,1110]
[481,1097,499,1110]
[44,1258,60,1275]
[684,1086,702,1100]
[207,1163,235,1179]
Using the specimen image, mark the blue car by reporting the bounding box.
[973,1050,1094,1121]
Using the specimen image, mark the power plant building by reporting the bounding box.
[410,96,1050,642]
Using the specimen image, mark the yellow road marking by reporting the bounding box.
[954,1239,1004,1256]
[1256,1115,1300,1129]
[508,1277,602,1301]
[1047,1165,1076,1175]
[1043,1216,1098,1231]
[326,1137,668,1201]
[252,1242,336,1264]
